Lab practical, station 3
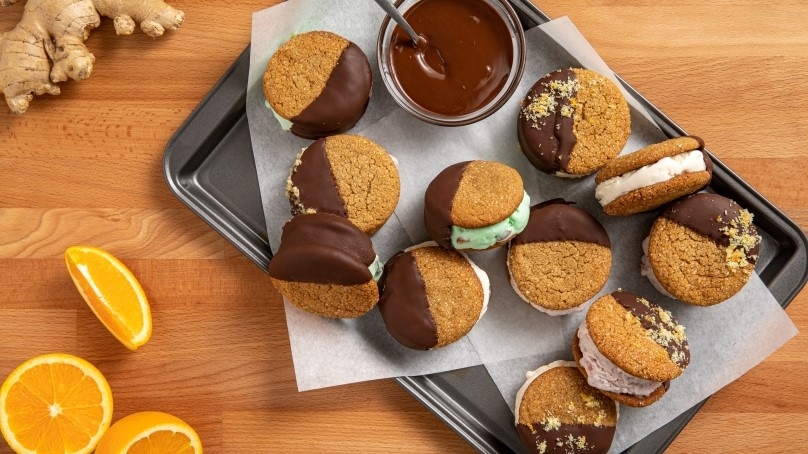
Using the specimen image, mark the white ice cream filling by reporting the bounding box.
[577,322,662,396]
[405,241,490,321]
[595,150,706,206]
[640,236,677,299]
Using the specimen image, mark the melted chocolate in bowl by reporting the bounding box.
[378,0,525,125]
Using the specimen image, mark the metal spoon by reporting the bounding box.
[372,0,420,45]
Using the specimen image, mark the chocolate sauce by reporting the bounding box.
[517,69,578,173]
[512,199,610,248]
[291,43,372,139]
[610,291,690,368]
[516,422,615,454]
[388,0,513,116]
[290,138,347,217]
[378,250,439,349]
[423,161,470,249]
[268,213,374,285]
[663,193,759,259]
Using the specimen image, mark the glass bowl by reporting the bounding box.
[376,0,526,126]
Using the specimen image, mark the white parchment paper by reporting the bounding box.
[246,2,798,451]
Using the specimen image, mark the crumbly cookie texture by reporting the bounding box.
[263,31,348,119]
[324,135,400,234]
[412,247,483,348]
[270,278,378,319]
[518,366,617,429]
[509,241,611,310]
[451,161,524,229]
[649,217,758,306]
[566,69,631,175]
[585,294,687,382]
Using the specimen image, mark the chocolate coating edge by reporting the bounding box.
[268,213,375,285]
[424,161,470,249]
[517,69,578,174]
[516,422,615,454]
[290,42,372,139]
[378,250,439,349]
[512,199,610,247]
[290,138,347,217]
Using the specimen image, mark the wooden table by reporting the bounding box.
[1,1,806,452]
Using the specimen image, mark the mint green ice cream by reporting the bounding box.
[450,192,530,250]
[368,255,384,282]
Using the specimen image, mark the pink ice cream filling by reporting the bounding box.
[577,322,663,397]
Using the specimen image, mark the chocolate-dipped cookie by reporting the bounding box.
[573,291,690,407]
[595,136,713,216]
[268,213,383,318]
[507,200,611,315]
[263,30,372,139]
[287,134,400,234]
[641,193,761,306]
[424,160,530,250]
[517,68,630,177]
[378,242,489,350]
[515,360,618,454]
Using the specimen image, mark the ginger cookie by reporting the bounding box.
[378,242,489,350]
[517,68,630,177]
[595,136,713,216]
[507,200,611,315]
[424,160,530,250]
[287,134,400,234]
[268,213,383,318]
[263,30,372,139]
[573,291,690,407]
[514,360,617,454]
[641,193,761,306]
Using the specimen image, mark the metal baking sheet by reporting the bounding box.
[163,2,808,452]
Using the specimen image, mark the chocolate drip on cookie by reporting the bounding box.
[516,422,615,454]
[517,69,578,173]
[611,291,690,368]
[378,251,438,349]
[424,161,471,249]
[512,199,610,247]
[662,193,760,260]
[290,43,372,139]
[289,138,347,217]
[268,213,374,285]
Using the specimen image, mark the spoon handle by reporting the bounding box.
[372,0,420,44]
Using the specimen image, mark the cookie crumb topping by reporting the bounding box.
[720,208,761,272]
[639,300,689,369]
[521,75,579,128]
[554,434,590,453]
[542,414,561,431]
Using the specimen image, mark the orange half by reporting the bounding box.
[95,411,203,454]
[65,246,152,351]
[0,353,114,454]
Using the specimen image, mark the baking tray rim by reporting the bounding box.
[162,1,808,452]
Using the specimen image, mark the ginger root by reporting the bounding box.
[0,0,184,114]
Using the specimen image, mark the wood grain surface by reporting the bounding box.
[1,0,806,452]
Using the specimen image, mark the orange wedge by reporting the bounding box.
[65,246,152,351]
[95,411,203,454]
[0,353,114,454]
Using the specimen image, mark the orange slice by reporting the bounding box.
[95,411,203,454]
[0,353,114,454]
[65,246,152,351]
